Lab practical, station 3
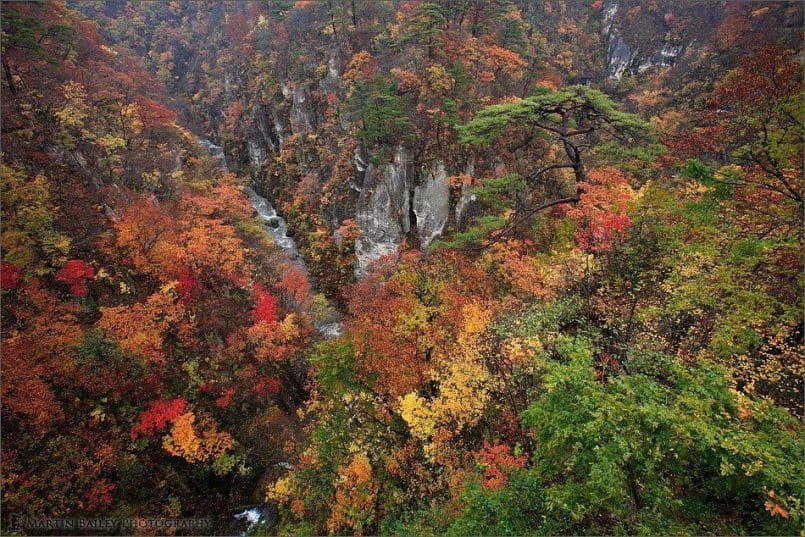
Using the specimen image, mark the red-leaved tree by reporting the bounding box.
[55,259,95,296]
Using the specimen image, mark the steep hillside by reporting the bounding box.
[70,1,802,298]
[1,1,325,530]
[2,1,803,535]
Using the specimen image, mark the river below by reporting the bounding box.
[196,140,343,335]
[196,138,344,532]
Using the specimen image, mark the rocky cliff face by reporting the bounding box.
[233,56,461,279]
[290,85,315,135]
[224,2,694,279]
[602,1,683,80]
[352,155,454,276]
[216,2,694,278]
[413,162,450,249]
[354,145,412,277]
[246,97,283,184]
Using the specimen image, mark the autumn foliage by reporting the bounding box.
[477,441,528,491]
[1,0,803,535]
[251,283,279,324]
[55,259,95,296]
[1,261,23,290]
[130,398,187,439]
[566,168,635,252]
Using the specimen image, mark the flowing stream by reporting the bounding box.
[198,139,304,258]
[244,186,302,255]
[197,138,343,530]
[196,139,343,333]
[197,140,298,251]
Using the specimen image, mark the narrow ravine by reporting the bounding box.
[197,138,343,340]
[244,186,303,258]
[197,139,342,531]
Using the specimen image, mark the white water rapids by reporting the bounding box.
[196,138,343,340]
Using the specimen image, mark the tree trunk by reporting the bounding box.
[3,57,18,96]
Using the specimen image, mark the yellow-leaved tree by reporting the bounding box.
[162,411,233,464]
[399,302,493,456]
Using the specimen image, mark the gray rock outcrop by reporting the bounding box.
[354,145,411,277]
[290,85,314,135]
[603,1,683,80]
[413,161,450,249]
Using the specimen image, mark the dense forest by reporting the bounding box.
[1,1,803,535]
